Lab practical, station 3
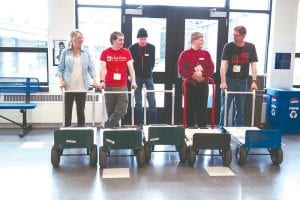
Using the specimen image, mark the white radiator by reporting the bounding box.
[0,93,107,128]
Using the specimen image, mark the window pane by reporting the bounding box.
[294,58,300,85]
[0,37,47,48]
[132,17,166,72]
[78,0,121,6]
[0,52,48,83]
[296,1,300,52]
[139,84,164,107]
[0,0,48,47]
[126,0,225,7]
[78,7,122,69]
[229,12,269,75]
[184,19,218,72]
[294,2,300,86]
[154,84,165,107]
[230,0,270,10]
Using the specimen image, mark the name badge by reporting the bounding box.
[144,54,149,56]
[113,73,121,80]
[198,57,204,60]
[233,65,241,72]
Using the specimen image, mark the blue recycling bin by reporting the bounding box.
[266,88,300,134]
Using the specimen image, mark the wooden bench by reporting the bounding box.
[0,77,40,137]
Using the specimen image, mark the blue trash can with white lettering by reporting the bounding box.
[266,88,300,134]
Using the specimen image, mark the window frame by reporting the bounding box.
[0,47,49,88]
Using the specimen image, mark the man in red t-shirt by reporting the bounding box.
[99,31,137,128]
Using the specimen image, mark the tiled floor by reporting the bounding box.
[0,128,300,200]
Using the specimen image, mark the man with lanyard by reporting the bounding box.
[129,28,157,125]
[219,25,258,127]
[99,31,137,128]
[177,32,214,127]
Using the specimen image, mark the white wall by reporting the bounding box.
[48,0,76,92]
[266,0,298,88]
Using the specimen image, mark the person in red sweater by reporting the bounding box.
[99,31,137,128]
[177,32,214,127]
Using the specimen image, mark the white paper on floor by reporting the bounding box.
[205,166,235,176]
[102,168,130,178]
[20,142,45,149]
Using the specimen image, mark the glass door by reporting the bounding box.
[123,7,226,125]
[175,10,227,125]
[131,17,166,110]
[123,6,178,124]
[181,19,219,125]
[183,19,218,69]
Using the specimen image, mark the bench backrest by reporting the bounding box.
[0,77,40,93]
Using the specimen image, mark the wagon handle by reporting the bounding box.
[224,89,256,127]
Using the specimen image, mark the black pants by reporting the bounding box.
[64,92,86,127]
[186,83,208,127]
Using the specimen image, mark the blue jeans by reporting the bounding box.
[135,77,157,124]
[219,78,248,126]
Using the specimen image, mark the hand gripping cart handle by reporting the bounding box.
[183,77,216,128]
[51,87,98,167]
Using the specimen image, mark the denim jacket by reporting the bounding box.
[56,48,96,90]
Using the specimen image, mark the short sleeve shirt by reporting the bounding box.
[100,47,133,87]
[221,42,258,79]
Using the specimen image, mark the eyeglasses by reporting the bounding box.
[233,34,242,37]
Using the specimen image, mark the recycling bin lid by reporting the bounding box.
[266,87,300,95]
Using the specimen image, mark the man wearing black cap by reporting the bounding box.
[129,28,157,125]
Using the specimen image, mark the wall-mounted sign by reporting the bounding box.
[53,40,68,66]
[275,52,291,70]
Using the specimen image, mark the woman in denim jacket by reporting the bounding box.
[57,30,98,127]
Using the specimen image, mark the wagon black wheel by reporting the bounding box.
[19,130,26,138]
[89,145,98,167]
[136,148,146,167]
[99,147,107,168]
[179,143,187,163]
[51,145,60,167]
[271,148,283,165]
[188,145,196,166]
[236,146,247,166]
[144,143,152,163]
[222,149,232,167]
